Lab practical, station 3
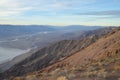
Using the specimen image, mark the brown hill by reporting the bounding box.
[1,27,120,80]
[20,28,120,80]
[1,28,115,78]
[41,28,120,72]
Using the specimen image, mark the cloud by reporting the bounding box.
[0,0,97,17]
[0,0,33,17]
[77,10,120,17]
[1,0,120,26]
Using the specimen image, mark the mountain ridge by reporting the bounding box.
[34,28,120,80]
[8,27,120,80]
[0,27,118,79]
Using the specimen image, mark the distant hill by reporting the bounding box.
[0,25,103,50]
[0,25,57,40]
[0,25,103,40]
[56,25,102,31]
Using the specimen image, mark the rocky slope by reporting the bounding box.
[41,28,120,70]
[10,28,120,80]
[32,27,120,80]
[0,27,118,79]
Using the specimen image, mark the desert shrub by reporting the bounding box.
[67,73,76,79]
[57,76,68,80]
[13,77,23,80]
[50,68,69,80]
[118,78,120,80]
[40,72,49,76]
[86,66,97,72]
[50,68,61,75]
[80,71,97,78]
[81,68,107,78]
[86,71,97,77]
[71,67,78,72]
[114,65,120,70]
[25,75,38,80]
[97,69,107,78]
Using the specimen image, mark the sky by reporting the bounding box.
[0,0,120,26]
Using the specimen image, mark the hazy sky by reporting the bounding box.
[0,0,120,26]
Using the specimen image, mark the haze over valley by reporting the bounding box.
[0,25,102,64]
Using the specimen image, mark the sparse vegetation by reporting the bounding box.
[114,64,120,71]
[118,78,120,80]
[57,76,68,80]
[25,75,38,80]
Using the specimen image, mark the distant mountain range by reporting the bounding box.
[0,25,103,50]
[0,24,102,40]
[55,25,103,31]
[0,25,57,40]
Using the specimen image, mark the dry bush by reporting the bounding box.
[50,68,65,80]
[114,65,120,70]
[118,78,120,80]
[50,68,61,75]
[86,66,97,72]
[13,77,23,80]
[67,73,76,79]
[70,67,80,72]
[25,75,38,80]
[84,71,97,77]
[97,69,107,78]
[57,76,68,80]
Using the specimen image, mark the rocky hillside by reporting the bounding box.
[42,28,120,70]
[29,28,120,80]
[6,27,120,80]
[0,27,118,79]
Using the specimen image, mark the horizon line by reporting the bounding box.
[0,24,119,27]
